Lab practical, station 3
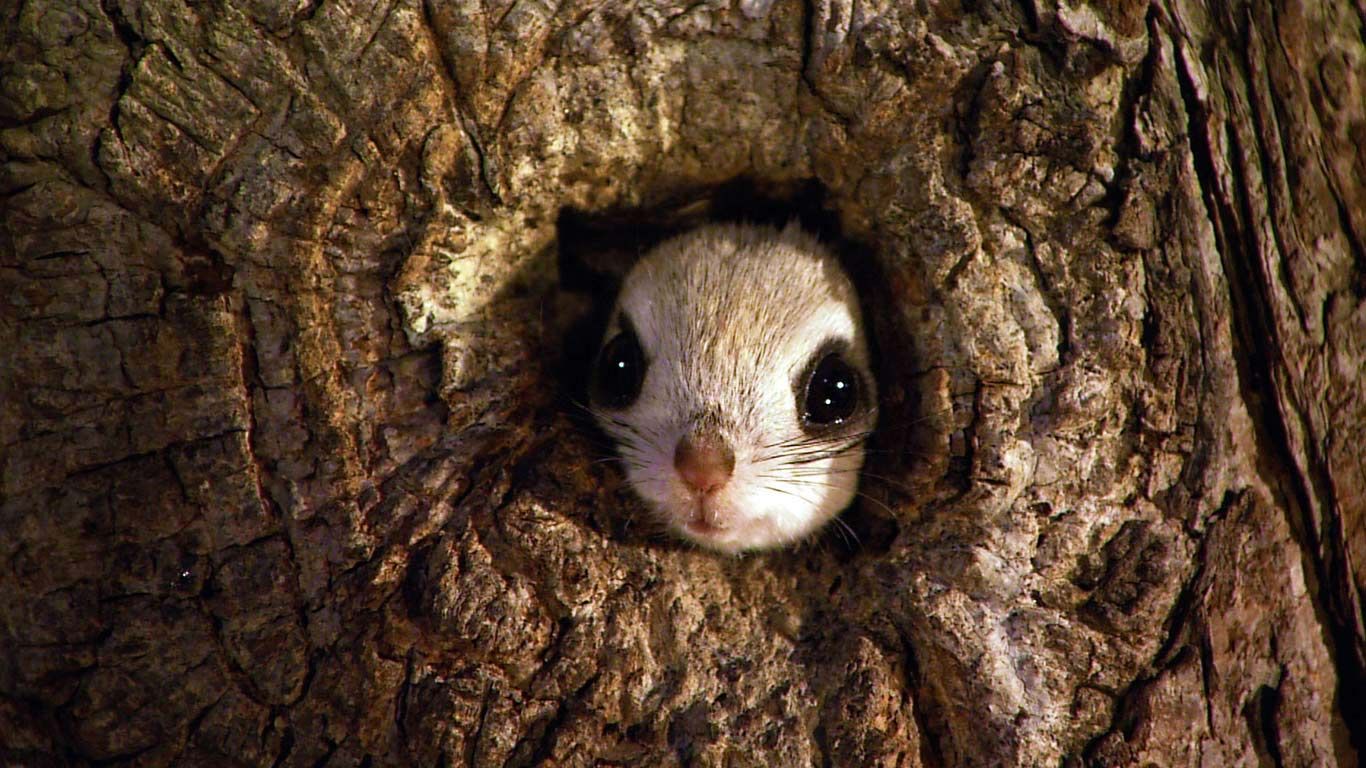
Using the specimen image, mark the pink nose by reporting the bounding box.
[673,433,735,495]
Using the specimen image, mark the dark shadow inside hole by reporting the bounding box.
[557,177,847,286]
[556,176,917,557]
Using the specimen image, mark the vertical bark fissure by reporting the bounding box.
[1170,5,1366,756]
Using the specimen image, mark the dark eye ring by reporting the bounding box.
[801,352,862,427]
[591,323,646,409]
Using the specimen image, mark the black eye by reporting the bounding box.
[592,326,646,408]
[802,353,861,426]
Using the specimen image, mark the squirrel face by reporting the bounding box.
[590,222,877,553]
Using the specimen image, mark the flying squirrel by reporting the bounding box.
[589,222,877,553]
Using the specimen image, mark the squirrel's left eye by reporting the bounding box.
[801,353,861,427]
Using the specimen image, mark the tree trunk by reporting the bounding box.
[2,0,1362,765]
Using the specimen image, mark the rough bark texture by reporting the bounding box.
[1,0,1363,766]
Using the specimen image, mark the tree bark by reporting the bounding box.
[2,0,1362,766]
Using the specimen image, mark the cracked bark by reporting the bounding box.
[1,1,1362,766]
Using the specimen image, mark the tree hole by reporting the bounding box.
[555,177,913,556]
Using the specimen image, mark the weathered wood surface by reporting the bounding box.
[1,1,1362,765]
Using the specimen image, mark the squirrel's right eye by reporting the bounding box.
[592,327,646,408]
